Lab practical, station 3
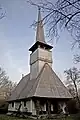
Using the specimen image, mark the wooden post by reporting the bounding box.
[35,100,40,119]
[47,100,51,118]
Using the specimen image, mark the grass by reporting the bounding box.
[0,114,80,120]
[0,115,27,120]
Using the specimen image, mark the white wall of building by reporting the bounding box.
[8,102,16,111]
[32,100,36,115]
[59,102,66,113]
[41,103,46,111]
[8,99,33,113]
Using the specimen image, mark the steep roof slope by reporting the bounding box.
[8,63,72,101]
[28,63,72,98]
[8,74,30,101]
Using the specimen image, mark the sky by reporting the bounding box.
[0,0,79,83]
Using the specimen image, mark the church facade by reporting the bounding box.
[8,8,72,116]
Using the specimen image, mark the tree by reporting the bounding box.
[0,6,5,20]
[74,54,80,63]
[67,84,76,97]
[64,67,80,107]
[28,0,80,44]
[28,0,80,62]
[0,67,16,99]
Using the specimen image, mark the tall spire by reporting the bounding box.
[29,7,53,52]
[36,7,45,43]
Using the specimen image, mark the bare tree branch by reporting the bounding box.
[27,0,80,43]
[0,6,5,20]
[0,67,16,99]
[28,0,80,63]
[64,67,80,107]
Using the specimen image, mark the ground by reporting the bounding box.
[0,114,80,120]
[0,115,26,120]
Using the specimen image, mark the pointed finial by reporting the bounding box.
[36,7,45,43]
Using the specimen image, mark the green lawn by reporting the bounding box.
[0,114,80,120]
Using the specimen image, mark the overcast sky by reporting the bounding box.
[0,0,79,83]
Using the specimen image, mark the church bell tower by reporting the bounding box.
[29,8,53,80]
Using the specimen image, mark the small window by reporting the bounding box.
[24,101,26,107]
[12,102,14,107]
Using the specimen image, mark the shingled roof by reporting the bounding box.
[8,63,72,101]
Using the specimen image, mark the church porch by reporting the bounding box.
[8,98,33,115]
[32,97,70,116]
[8,97,69,116]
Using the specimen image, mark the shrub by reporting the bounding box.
[0,100,8,114]
[66,99,79,114]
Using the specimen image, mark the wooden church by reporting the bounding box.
[8,8,72,116]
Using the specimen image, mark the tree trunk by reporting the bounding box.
[74,82,80,108]
[36,100,40,119]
